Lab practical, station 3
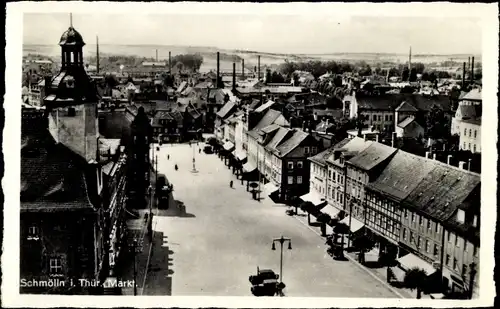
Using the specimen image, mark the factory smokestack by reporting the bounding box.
[242,59,245,79]
[258,55,261,81]
[96,36,99,74]
[169,51,171,73]
[471,56,475,84]
[468,57,471,77]
[232,62,236,91]
[156,49,158,62]
[216,52,220,88]
[408,46,412,71]
[462,62,466,88]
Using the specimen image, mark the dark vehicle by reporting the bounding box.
[249,267,281,296]
[156,174,171,209]
[203,145,213,154]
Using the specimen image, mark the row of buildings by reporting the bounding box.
[21,23,152,294]
[307,136,480,298]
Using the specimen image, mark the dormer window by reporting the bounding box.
[457,209,465,224]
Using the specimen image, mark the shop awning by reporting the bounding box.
[390,265,407,282]
[300,191,327,207]
[263,182,279,195]
[320,204,341,218]
[242,162,257,173]
[223,141,235,151]
[397,253,437,276]
[339,216,365,233]
[234,150,247,161]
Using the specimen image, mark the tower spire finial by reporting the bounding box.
[70,13,73,27]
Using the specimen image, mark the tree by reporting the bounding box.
[412,62,426,74]
[300,201,314,225]
[333,222,350,256]
[316,213,332,236]
[426,106,450,140]
[402,67,410,81]
[288,196,301,214]
[265,69,272,84]
[353,234,375,264]
[404,267,428,299]
[409,68,418,82]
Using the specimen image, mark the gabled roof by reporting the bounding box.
[261,123,280,134]
[401,163,481,222]
[265,127,291,152]
[347,142,397,171]
[275,129,309,157]
[21,131,95,212]
[315,121,334,132]
[309,147,336,166]
[367,151,437,201]
[326,137,372,165]
[255,100,276,113]
[250,109,283,132]
[395,101,419,112]
[216,101,237,119]
[462,88,482,101]
[397,116,418,128]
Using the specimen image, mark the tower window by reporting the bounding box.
[67,107,76,117]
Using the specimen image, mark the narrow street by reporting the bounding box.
[143,143,400,297]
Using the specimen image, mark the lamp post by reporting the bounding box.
[272,236,292,295]
[129,238,139,296]
[191,142,198,173]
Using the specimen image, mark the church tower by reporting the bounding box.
[44,15,100,162]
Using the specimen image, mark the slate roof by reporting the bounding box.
[367,151,437,201]
[347,142,397,171]
[326,137,372,166]
[397,116,417,128]
[265,127,291,152]
[275,129,309,157]
[21,131,95,212]
[462,88,482,101]
[261,123,280,134]
[395,101,419,112]
[309,147,336,166]
[247,99,261,111]
[250,109,283,132]
[461,117,481,126]
[401,163,481,222]
[456,105,482,119]
[356,93,452,112]
[255,100,276,113]
[216,101,237,119]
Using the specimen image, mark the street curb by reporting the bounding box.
[293,215,408,299]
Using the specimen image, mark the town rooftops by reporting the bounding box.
[461,116,481,126]
[456,105,482,120]
[309,147,336,167]
[347,142,397,171]
[216,101,237,119]
[397,116,417,128]
[315,120,334,133]
[395,100,419,112]
[21,131,95,212]
[261,123,280,134]
[401,162,481,223]
[265,127,292,152]
[142,61,167,67]
[250,109,285,132]
[462,88,482,101]
[255,100,276,113]
[355,93,452,112]
[275,129,309,157]
[367,151,438,202]
[326,137,372,165]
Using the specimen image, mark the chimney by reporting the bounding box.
[433,153,437,160]
[425,151,430,159]
[156,49,158,62]
[447,155,453,165]
[391,132,397,148]
[462,62,466,87]
[232,62,236,91]
[169,51,171,73]
[471,56,474,83]
[96,36,99,74]
[214,52,220,88]
[242,59,245,79]
[258,55,261,81]
[458,161,466,170]
[468,158,472,171]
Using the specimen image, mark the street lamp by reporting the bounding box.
[129,238,140,296]
[191,142,198,173]
[271,236,292,293]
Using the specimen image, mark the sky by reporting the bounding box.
[23,13,482,55]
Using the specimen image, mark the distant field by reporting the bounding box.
[24,44,481,73]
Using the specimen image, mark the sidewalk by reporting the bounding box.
[293,212,420,299]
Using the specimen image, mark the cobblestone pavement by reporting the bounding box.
[141,143,402,297]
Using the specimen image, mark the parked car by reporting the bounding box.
[249,267,280,296]
[203,145,214,154]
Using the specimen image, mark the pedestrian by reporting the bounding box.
[229,180,233,188]
[175,164,178,171]
[167,154,170,160]
[198,148,201,154]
